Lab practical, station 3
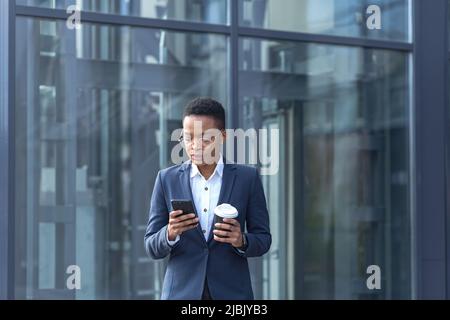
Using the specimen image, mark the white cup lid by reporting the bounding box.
[214,203,238,218]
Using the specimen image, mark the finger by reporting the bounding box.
[223,218,239,226]
[214,235,231,243]
[171,213,196,224]
[215,223,233,232]
[170,220,196,231]
[213,229,237,238]
[173,217,198,228]
[179,223,199,233]
[169,210,184,218]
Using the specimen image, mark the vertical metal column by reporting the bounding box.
[0,0,15,300]
[414,0,449,299]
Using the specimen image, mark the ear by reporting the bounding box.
[221,129,227,142]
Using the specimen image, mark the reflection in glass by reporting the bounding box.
[14,17,228,299]
[240,0,410,42]
[239,38,411,299]
[16,0,228,25]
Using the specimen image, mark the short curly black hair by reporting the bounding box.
[183,97,225,130]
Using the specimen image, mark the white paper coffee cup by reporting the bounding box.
[214,204,238,238]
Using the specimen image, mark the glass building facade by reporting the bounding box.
[0,0,449,300]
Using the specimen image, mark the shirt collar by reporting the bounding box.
[190,154,224,179]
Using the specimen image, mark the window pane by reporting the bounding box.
[239,38,411,299]
[240,0,411,42]
[16,0,228,25]
[14,17,228,299]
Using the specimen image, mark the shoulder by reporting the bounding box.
[158,163,185,180]
[230,163,259,178]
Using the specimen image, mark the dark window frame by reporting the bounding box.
[2,0,449,300]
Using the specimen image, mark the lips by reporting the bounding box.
[190,154,202,161]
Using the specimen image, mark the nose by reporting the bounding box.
[192,139,202,150]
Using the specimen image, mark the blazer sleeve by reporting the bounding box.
[235,168,272,258]
[144,171,179,260]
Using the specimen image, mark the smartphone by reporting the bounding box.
[171,199,197,216]
[171,199,198,228]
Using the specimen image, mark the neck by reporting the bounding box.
[194,155,221,180]
[197,162,217,180]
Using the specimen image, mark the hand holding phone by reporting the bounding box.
[171,200,197,217]
[168,200,198,240]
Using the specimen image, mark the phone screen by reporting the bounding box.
[171,200,197,228]
[171,199,197,216]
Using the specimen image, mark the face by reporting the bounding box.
[182,115,226,166]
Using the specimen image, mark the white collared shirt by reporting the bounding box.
[167,156,224,244]
[190,156,224,240]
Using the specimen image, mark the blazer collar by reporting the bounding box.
[190,155,224,179]
[178,156,236,172]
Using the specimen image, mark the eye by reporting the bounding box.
[202,135,216,143]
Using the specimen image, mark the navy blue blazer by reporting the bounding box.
[144,160,271,300]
